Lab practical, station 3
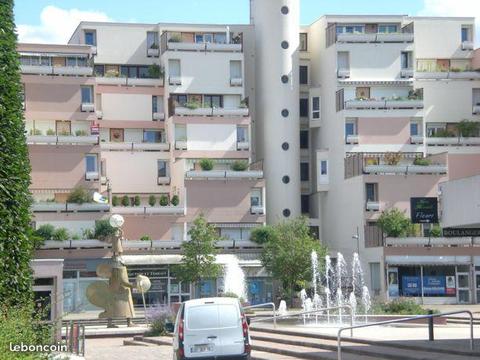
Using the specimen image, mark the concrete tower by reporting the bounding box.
[250,0,301,223]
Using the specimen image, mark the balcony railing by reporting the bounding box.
[147,48,160,57]
[81,103,95,112]
[157,176,171,185]
[174,106,249,117]
[111,205,184,216]
[185,170,263,179]
[400,68,414,78]
[337,68,350,78]
[27,135,99,145]
[473,105,480,114]
[336,32,414,43]
[174,140,187,150]
[85,171,99,180]
[95,76,163,86]
[230,77,243,86]
[426,137,480,146]
[153,112,165,121]
[415,71,480,80]
[345,98,423,110]
[162,40,242,53]
[100,142,170,151]
[168,76,182,85]
[345,135,359,144]
[250,205,265,215]
[237,141,250,150]
[410,135,424,144]
[462,41,474,51]
[20,65,93,76]
[364,164,447,175]
[31,202,109,213]
[365,201,380,211]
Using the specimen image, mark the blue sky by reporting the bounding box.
[13,0,480,44]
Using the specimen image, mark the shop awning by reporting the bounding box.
[120,254,262,267]
[386,255,471,266]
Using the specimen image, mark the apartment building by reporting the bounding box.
[22,0,480,312]
[303,15,480,304]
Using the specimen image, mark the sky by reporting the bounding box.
[13,0,480,44]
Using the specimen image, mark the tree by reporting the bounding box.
[0,0,34,306]
[94,219,117,241]
[173,215,221,297]
[456,119,479,138]
[259,217,327,306]
[377,208,412,237]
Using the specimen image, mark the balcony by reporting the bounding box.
[415,71,480,80]
[31,202,109,213]
[345,135,359,144]
[473,105,480,114]
[385,237,474,247]
[237,141,250,150]
[95,76,163,86]
[426,137,480,146]
[157,176,171,185]
[111,205,184,216]
[27,135,99,145]
[400,68,414,78]
[364,164,447,175]
[163,41,242,53]
[168,76,182,85]
[230,78,243,86]
[175,106,249,117]
[100,142,169,151]
[175,140,187,150]
[85,171,99,180]
[81,103,95,112]
[20,65,93,76]
[345,98,423,110]
[20,65,54,75]
[337,68,350,78]
[410,135,424,144]
[250,205,265,215]
[147,48,160,57]
[365,201,380,211]
[462,41,474,51]
[153,112,165,121]
[336,32,414,43]
[185,170,263,180]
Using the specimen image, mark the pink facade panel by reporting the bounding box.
[358,117,410,144]
[472,48,480,71]
[447,153,480,180]
[122,216,178,240]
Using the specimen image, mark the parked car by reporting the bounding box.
[172,297,251,359]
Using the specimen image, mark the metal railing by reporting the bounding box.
[64,321,86,356]
[243,302,277,328]
[337,310,474,360]
[250,305,354,336]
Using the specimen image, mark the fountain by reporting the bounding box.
[311,251,319,298]
[362,285,371,322]
[335,253,347,324]
[325,255,333,323]
[223,255,246,300]
[278,300,287,316]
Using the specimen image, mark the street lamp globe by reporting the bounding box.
[109,214,125,228]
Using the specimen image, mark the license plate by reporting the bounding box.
[191,344,213,353]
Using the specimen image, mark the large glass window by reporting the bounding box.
[203,95,223,108]
[300,130,309,149]
[301,195,309,214]
[152,96,158,113]
[299,65,308,85]
[336,25,364,34]
[378,24,398,33]
[81,86,93,104]
[84,31,96,46]
[401,52,412,69]
[366,183,378,202]
[299,33,308,51]
[237,126,248,142]
[250,189,262,207]
[300,98,309,117]
[172,94,187,107]
[312,97,320,119]
[230,60,242,80]
[157,160,168,177]
[144,130,164,143]
[300,163,309,181]
[320,160,328,175]
[94,64,105,76]
[147,31,159,49]
[410,122,419,136]
[85,154,97,173]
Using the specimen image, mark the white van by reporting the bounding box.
[172,297,251,360]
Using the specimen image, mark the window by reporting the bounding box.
[336,25,364,34]
[427,123,446,137]
[410,122,419,136]
[462,26,472,42]
[312,97,320,119]
[356,87,370,99]
[299,33,308,51]
[401,52,413,69]
[300,130,309,149]
[85,154,98,173]
[300,163,309,181]
[138,66,150,78]
[94,65,104,76]
[337,51,349,70]
[172,94,187,107]
[320,160,328,175]
[144,130,164,143]
[230,60,242,80]
[300,98,309,117]
[214,33,226,44]
[301,195,310,214]
[157,160,168,177]
[250,188,262,207]
[203,95,223,108]
[81,86,93,104]
[169,59,181,77]
[175,125,187,141]
[84,30,96,46]
[147,31,159,49]
[365,183,378,202]
[237,126,248,142]
[369,263,381,295]
[345,121,356,139]
[299,65,308,85]
[336,89,344,112]
[378,24,398,33]
[152,96,158,114]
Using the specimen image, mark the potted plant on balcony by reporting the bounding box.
[148,195,156,207]
[239,99,248,108]
[429,225,442,238]
[75,129,88,136]
[199,158,214,171]
[46,129,55,136]
[134,195,141,207]
[168,34,181,43]
[433,129,455,138]
[456,119,479,138]
[121,195,130,207]
[377,208,412,238]
[148,64,163,79]
[185,101,200,110]
[149,43,159,50]
[58,130,70,136]
[29,128,42,135]
[159,194,169,206]
[112,195,119,206]
[413,157,431,166]
[384,152,402,165]
[105,69,119,78]
[231,160,248,171]
[171,194,179,206]
[67,186,91,204]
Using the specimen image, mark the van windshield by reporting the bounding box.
[187,304,239,330]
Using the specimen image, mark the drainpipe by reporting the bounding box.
[420,265,424,305]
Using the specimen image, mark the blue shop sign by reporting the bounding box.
[423,276,445,295]
[402,276,421,296]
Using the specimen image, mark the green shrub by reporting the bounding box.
[112,195,119,206]
[134,195,141,206]
[82,228,95,240]
[121,195,130,207]
[52,227,69,241]
[377,208,412,238]
[456,119,480,137]
[450,67,461,72]
[231,160,248,171]
[171,195,179,206]
[148,195,156,207]
[71,234,81,240]
[75,129,88,136]
[413,157,431,166]
[185,101,200,110]
[29,128,42,135]
[94,220,117,241]
[145,304,175,337]
[140,235,151,241]
[168,34,181,43]
[199,158,214,171]
[433,129,455,138]
[372,298,436,315]
[0,304,54,360]
[429,225,442,237]
[34,224,55,241]
[159,195,169,206]
[46,129,55,136]
[250,226,275,244]
[67,186,91,204]
[148,64,163,78]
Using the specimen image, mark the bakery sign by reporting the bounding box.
[410,197,438,224]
